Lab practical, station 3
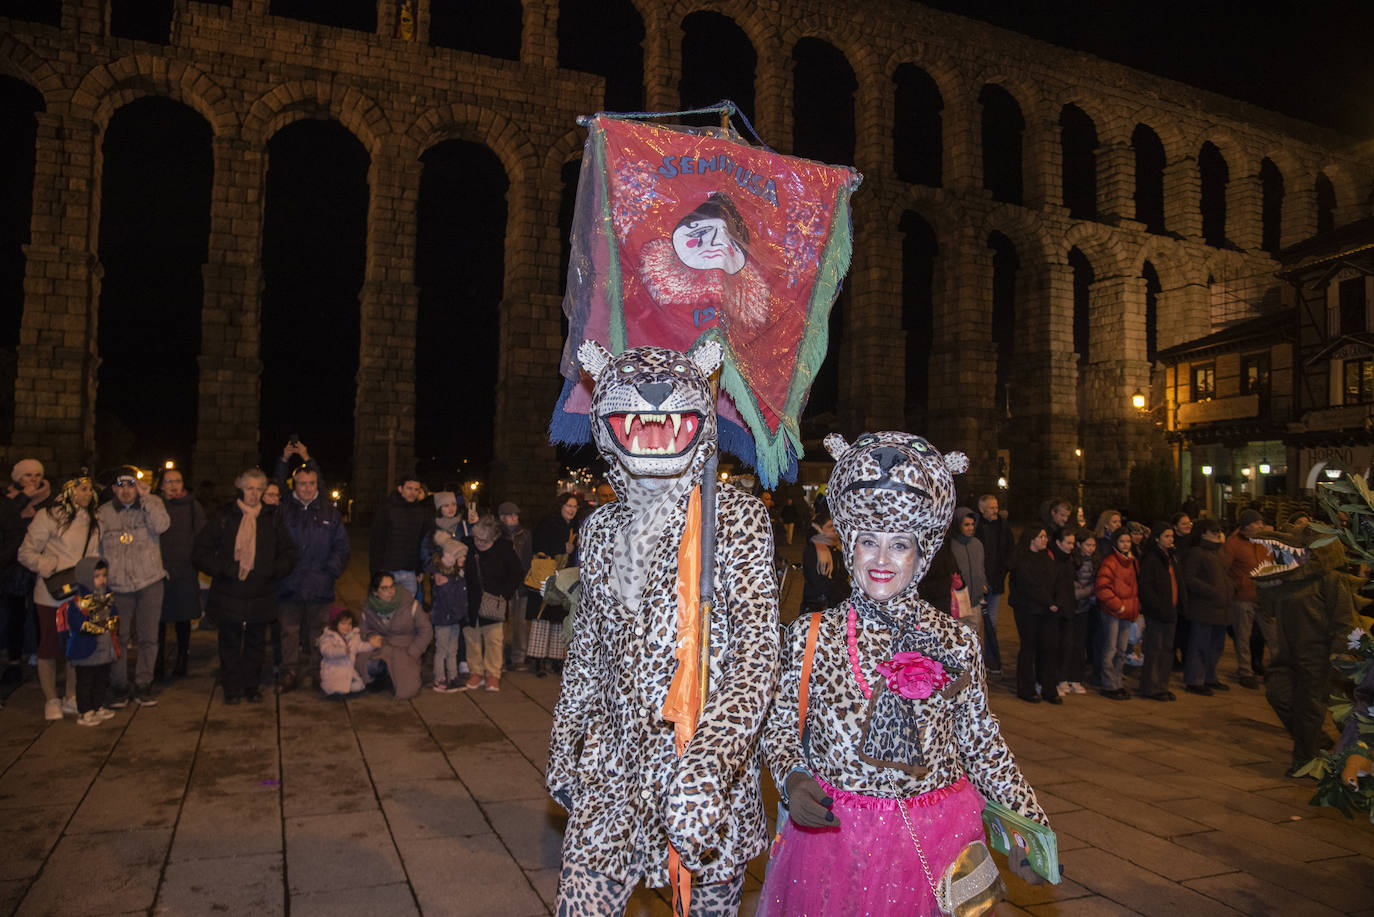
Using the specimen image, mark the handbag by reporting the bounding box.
[44,516,96,601]
[474,553,508,623]
[524,552,562,590]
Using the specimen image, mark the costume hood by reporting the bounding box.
[823,431,967,608]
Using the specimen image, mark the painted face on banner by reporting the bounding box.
[672,217,746,274]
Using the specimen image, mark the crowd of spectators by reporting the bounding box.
[0,439,606,719]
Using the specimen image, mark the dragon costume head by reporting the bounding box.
[1249,525,1347,586]
[823,431,968,605]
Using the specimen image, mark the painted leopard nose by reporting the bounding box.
[871,446,906,474]
[636,381,672,407]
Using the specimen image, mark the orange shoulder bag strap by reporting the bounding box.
[797,610,823,738]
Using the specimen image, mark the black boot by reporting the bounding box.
[174,649,188,678]
[533,658,546,678]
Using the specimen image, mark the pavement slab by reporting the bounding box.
[1174,828,1373,913]
[1183,871,1349,917]
[377,778,487,840]
[0,805,72,881]
[283,810,407,895]
[16,827,170,917]
[155,852,285,915]
[169,784,283,862]
[399,833,545,917]
[290,881,419,917]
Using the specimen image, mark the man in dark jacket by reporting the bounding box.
[1182,517,1233,695]
[974,493,1015,674]
[370,476,429,600]
[276,466,350,693]
[0,459,48,688]
[1137,522,1184,701]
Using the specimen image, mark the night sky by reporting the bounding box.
[3,0,1372,486]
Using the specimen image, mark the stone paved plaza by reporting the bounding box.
[0,547,1371,916]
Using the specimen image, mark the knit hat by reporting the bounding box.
[1127,521,1148,536]
[328,604,353,626]
[497,501,520,517]
[1238,509,1264,527]
[10,459,42,483]
[433,491,457,511]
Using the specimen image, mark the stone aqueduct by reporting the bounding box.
[2,0,1371,516]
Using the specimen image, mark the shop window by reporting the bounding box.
[1340,276,1367,335]
[1190,363,1215,402]
[1241,354,1269,397]
[1343,358,1373,404]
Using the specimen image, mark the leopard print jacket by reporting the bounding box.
[763,597,1047,823]
[762,430,1046,825]
[547,342,781,887]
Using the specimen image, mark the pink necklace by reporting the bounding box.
[847,604,873,698]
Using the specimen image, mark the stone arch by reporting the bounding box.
[0,33,65,105]
[668,1,780,68]
[1127,236,1189,293]
[407,103,538,190]
[1062,222,1126,280]
[1121,106,1187,163]
[1315,160,1364,226]
[882,42,967,111]
[244,80,390,154]
[782,13,883,167]
[73,56,238,137]
[1195,124,1258,177]
[542,126,587,185]
[1047,88,1121,146]
[980,202,1054,271]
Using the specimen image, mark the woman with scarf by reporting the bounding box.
[356,571,432,699]
[947,506,988,640]
[759,432,1046,917]
[193,469,296,705]
[18,472,98,720]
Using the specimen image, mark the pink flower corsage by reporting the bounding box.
[875,651,950,700]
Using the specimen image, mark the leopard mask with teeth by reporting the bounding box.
[577,340,722,611]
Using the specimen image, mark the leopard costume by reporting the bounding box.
[758,432,1046,915]
[547,342,780,914]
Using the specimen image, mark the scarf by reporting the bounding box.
[234,499,261,581]
[610,471,697,612]
[434,514,462,536]
[365,590,402,618]
[810,522,838,575]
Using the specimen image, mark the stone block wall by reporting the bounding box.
[1,0,1371,518]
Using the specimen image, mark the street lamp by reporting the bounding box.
[1325,467,1342,480]
[1259,459,1271,475]
[1131,389,1146,411]
[1241,466,1252,478]
[1074,447,1082,458]
[164,460,174,470]
[1201,464,1213,476]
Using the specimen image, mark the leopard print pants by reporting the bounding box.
[555,863,745,916]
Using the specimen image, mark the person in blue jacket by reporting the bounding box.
[275,464,350,693]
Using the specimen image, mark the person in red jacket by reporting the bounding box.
[1094,529,1140,700]
[1222,509,1272,689]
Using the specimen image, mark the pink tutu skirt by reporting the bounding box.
[756,775,987,917]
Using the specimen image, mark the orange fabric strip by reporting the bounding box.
[662,485,703,757]
[797,610,822,739]
[668,844,692,916]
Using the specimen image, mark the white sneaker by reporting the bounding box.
[60,696,78,716]
[1056,682,1071,696]
[1071,682,1087,694]
[75,711,101,727]
[95,707,117,720]
[458,661,470,675]
[44,698,63,721]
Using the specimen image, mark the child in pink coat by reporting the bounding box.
[318,607,370,697]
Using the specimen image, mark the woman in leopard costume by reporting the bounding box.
[758,431,1048,916]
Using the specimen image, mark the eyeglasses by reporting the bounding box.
[114,478,137,487]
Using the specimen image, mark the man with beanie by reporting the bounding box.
[974,493,1014,674]
[1223,509,1272,688]
[97,466,171,706]
[1182,517,1233,695]
[497,501,532,670]
[1,459,49,688]
[276,465,350,693]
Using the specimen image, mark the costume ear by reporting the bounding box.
[944,451,969,475]
[577,340,613,382]
[823,433,850,461]
[689,340,723,377]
